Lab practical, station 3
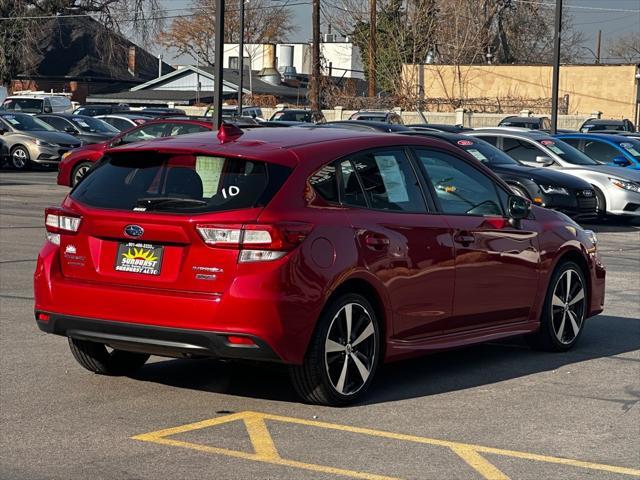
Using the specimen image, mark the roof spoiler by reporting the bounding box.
[217,122,244,144]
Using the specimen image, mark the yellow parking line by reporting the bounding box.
[450,445,510,480]
[132,411,640,480]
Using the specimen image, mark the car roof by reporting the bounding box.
[471,128,551,139]
[500,116,546,122]
[556,132,632,142]
[97,113,153,119]
[108,126,458,169]
[587,119,625,125]
[324,120,410,132]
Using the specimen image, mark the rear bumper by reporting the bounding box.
[36,312,281,362]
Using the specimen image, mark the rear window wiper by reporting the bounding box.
[135,197,208,210]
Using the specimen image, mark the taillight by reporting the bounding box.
[196,223,313,263]
[44,207,82,246]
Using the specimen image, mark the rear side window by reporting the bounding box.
[122,124,167,144]
[167,123,210,136]
[71,153,291,214]
[583,141,621,163]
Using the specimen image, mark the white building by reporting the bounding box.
[222,41,364,79]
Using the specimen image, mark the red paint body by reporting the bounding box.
[56,119,213,186]
[36,128,605,365]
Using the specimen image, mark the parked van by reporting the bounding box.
[1,92,73,115]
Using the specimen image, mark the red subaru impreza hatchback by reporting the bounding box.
[34,126,605,405]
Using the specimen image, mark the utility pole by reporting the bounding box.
[595,29,601,65]
[213,0,225,129]
[311,0,321,110]
[367,0,376,97]
[238,0,245,116]
[550,0,562,135]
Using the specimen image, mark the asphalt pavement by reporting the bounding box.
[1,170,639,480]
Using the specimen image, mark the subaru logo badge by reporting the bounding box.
[583,190,593,197]
[124,225,144,237]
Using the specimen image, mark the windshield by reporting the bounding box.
[582,123,623,132]
[70,116,118,134]
[71,153,292,214]
[1,98,43,113]
[0,114,55,131]
[537,138,599,166]
[618,140,640,160]
[458,139,519,165]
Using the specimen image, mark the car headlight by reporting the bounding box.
[33,138,57,148]
[539,185,569,195]
[609,177,640,193]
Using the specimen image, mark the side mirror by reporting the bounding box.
[535,155,554,166]
[64,126,77,134]
[612,156,631,167]
[43,106,52,113]
[507,194,531,221]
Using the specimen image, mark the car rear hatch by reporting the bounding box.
[51,149,292,295]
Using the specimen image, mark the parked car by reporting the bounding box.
[0,112,81,170]
[57,118,213,186]
[36,113,119,144]
[498,116,551,130]
[402,131,597,220]
[0,136,8,165]
[1,93,73,115]
[579,118,635,133]
[269,108,326,124]
[34,125,605,406]
[469,129,640,220]
[592,131,640,140]
[139,107,187,118]
[95,114,153,131]
[73,104,130,117]
[408,124,472,133]
[556,133,640,170]
[348,110,404,125]
[204,105,264,120]
[322,120,411,133]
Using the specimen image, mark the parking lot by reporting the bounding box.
[1,169,639,480]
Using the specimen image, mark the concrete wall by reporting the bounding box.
[402,64,638,120]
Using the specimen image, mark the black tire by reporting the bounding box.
[68,338,149,375]
[71,161,93,186]
[10,146,31,170]
[290,293,381,406]
[526,261,588,352]
[593,186,606,218]
[509,184,531,200]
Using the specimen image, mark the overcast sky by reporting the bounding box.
[154,0,640,64]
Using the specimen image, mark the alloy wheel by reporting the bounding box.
[12,148,28,169]
[73,164,91,186]
[324,303,377,396]
[551,269,586,344]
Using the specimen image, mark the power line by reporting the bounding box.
[511,0,640,14]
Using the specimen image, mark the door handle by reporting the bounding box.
[363,233,390,250]
[454,231,475,245]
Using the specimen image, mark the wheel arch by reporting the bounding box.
[551,247,591,306]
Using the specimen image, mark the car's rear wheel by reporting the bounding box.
[527,261,587,352]
[290,293,380,406]
[71,161,93,186]
[11,146,31,170]
[68,338,149,375]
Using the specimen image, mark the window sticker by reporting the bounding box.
[457,140,473,146]
[620,143,640,156]
[73,118,91,128]
[466,148,488,162]
[541,140,563,155]
[4,116,19,125]
[195,156,225,197]
[373,155,409,203]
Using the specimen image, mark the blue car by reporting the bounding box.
[556,133,640,170]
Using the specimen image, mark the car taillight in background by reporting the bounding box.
[44,207,82,245]
[196,223,313,263]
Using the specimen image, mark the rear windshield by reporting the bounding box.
[71,153,292,213]
[271,111,311,122]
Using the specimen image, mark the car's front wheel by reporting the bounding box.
[68,338,149,375]
[527,261,587,351]
[11,146,31,170]
[290,293,380,406]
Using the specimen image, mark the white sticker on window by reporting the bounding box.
[467,149,488,162]
[195,156,225,197]
[374,155,409,203]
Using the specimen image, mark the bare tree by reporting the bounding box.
[158,0,296,66]
[608,32,640,63]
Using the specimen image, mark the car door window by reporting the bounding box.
[583,141,621,163]
[167,123,209,136]
[40,116,72,132]
[414,149,504,216]
[478,135,498,147]
[560,138,581,149]
[340,149,426,212]
[110,118,133,131]
[121,123,166,144]
[501,137,544,163]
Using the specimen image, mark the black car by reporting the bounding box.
[322,120,411,133]
[73,104,129,117]
[408,123,472,133]
[401,130,597,220]
[36,113,119,145]
[348,110,403,125]
[579,118,635,133]
[499,116,551,130]
[269,108,326,124]
[139,107,187,118]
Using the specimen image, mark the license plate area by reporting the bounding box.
[115,242,164,275]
